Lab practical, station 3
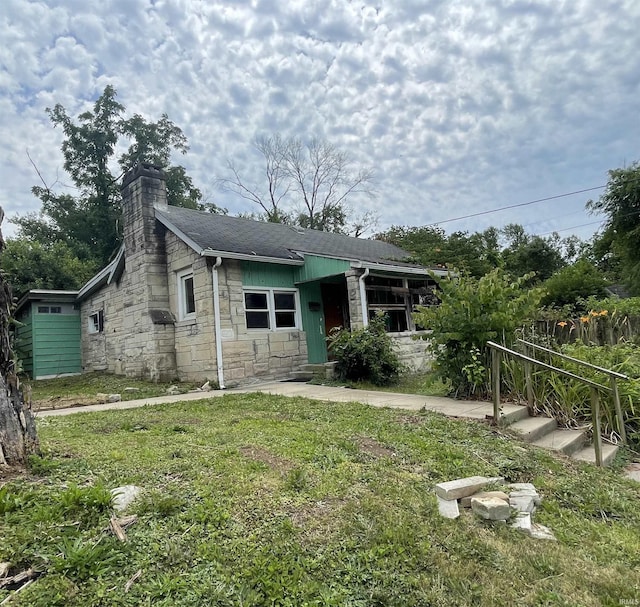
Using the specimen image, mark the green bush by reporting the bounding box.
[413,268,543,398]
[328,313,401,385]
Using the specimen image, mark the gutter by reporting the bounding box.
[359,267,370,327]
[211,257,226,389]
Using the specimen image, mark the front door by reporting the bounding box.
[321,282,349,355]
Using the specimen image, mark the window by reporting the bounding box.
[365,276,439,332]
[244,289,299,330]
[37,306,49,314]
[177,269,196,320]
[50,306,62,314]
[88,310,104,334]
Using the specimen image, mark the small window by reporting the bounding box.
[50,306,62,314]
[88,310,104,334]
[37,306,49,314]
[245,292,270,329]
[177,269,196,320]
[244,289,299,330]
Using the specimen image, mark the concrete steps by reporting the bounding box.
[288,362,338,382]
[506,407,619,466]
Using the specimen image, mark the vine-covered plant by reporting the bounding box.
[413,268,543,398]
[328,313,401,386]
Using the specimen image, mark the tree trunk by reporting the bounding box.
[0,206,39,469]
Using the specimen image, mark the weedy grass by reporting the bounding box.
[26,372,201,410]
[1,393,639,606]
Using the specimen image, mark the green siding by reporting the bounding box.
[31,311,81,378]
[242,262,296,288]
[299,282,327,363]
[15,308,34,376]
[294,255,350,283]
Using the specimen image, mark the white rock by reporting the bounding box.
[111,485,142,512]
[510,494,536,513]
[166,385,180,395]
[511,512,532,531]
[108,393,122,403]
[435,476,504,500]
[124,387,140,392]
[471,496,511,521]
[529,523,556,541]
[437,495,460,519]
[460,491,509,508]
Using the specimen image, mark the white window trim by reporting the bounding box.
[243,287,301,331]
[88,310,104,334]
[177,268,196,321]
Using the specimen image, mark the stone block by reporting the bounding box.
[460,491,509,508]
[437,495,460,519]
[435,476,504,500]
[511,512,532,532]
[509,494,536,513]
[471,496,511,521]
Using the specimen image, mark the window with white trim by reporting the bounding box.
[88,310,104,334]
[177,268,196,320]
[244,289,299,330]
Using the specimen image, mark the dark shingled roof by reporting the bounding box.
[156,206,417,267]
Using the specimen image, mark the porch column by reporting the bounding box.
[345,269,366,329]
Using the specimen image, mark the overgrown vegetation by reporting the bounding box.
[1,393,639,605]
[328,313,401,385]
[414,268,543,398]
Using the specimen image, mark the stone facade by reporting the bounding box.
[81,164,308,384]
[389,331,433,372]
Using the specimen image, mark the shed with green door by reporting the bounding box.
[14,290,81,379]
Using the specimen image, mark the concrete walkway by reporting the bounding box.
[37,380,520,421]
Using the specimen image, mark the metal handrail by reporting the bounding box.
[517,339,629,380]
[486,340,627,466]
[516,338,628,446]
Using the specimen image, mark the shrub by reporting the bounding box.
[413,268,543,398]
[328,313,401,385]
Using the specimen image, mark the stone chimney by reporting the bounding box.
[119,163,176,381]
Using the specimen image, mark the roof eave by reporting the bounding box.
[201,249,304,266]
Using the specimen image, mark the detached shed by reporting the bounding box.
[14,290,81,379]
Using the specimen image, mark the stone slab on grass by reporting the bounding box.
[460,491,509,508]
[471,496,511,521]
[111,485,142,512]
[437,495,460,519]
[530,523,556,541]
[435,476,504,500]
[511,512,532,531]
[510,494,536,513]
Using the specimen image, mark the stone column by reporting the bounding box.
[345,269,365,329]
[120,164,176,381]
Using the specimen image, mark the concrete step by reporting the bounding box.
[531,428,588,456]
[500,404,531,424]
[288,371,314,382]
[301,364,327,374]
[572,443,619,467]
[509,416,558,442]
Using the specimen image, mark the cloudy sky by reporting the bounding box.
[1,0,639,242]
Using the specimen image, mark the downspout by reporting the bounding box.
[359,267,370,327]
[211,257,226,389]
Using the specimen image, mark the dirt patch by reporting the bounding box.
[396,414,428,426]
[32,396,102,412]
[239,445,294,473]
[289,497,346,528]
[356,436,396,458]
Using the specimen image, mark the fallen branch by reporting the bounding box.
[0,579,34,605]
[109,517,127,542]
[124,569,142,593]
[0,568,37,590]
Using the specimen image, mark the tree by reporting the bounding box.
[587,162,640,294]
[541,259,608,313]
[1,239,97,298]
[220,134,375,234]
[0,207,38,468]
[413,268,543,398]
[14,86,209,271]
[377,225,501,278]
[501,224,565,281]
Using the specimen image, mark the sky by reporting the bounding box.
[1,0,639,242]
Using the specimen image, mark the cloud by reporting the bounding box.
[1,0,639,242]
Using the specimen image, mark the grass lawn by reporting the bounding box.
[26,373,202,411]
[2,393,639,606]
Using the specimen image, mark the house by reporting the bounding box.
[14,290,81,379]
[77,163,444,387]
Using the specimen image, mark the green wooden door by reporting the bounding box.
[299,283,327,364]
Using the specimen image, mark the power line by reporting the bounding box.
[428,185,606,226]
[428,175,640,227]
